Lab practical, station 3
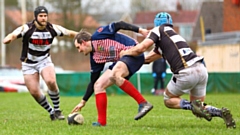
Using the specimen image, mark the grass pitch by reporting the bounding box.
[0,92,239,135]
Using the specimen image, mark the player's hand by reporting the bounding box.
[120,50,127,58]
[71,100,86,113]
[139,28,149,37]
[3,38,12,44]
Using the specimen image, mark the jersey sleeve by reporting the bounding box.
[52,24,69,36]
[147,27,162,54]
[113,21,139,33]
[147,27,161,43]
[90,55,105,73]
[82,71,101,101]
[12,24,29,38]
[82,56,104,101]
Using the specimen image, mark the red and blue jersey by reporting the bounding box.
[90,22,138,73]
[82,21,142,102]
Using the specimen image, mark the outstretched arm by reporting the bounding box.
[71,71,101,113]
[52,24,78,38]
[3,33,18,44]
[120,38,154,57]
[114,21,149,37]
[4,24,30,44]
[65,29,78,38]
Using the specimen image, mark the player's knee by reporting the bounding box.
[45,80,57,90]
[110,71,121,83]
[94,81,104,93]
[163,92,171,108]
[164,100,173,108]
[109,76,116,83]
[45,79,55,86]
[163,91,170,100]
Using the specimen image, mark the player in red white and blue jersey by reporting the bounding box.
[71,21,153,126]
[3,6,78,121]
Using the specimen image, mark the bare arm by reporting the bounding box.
[3,33,18,44]
[144,49,162,64]
[71,71,101,113]
[138,28,149,37]
[65,29,78,38]
[3,24,30,44]
[53,24,78,38]
[120,38,154,57]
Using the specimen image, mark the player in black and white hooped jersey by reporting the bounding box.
[120,12,236,128]
[3,6,78,121]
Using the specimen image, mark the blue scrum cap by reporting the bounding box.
[154,12,173,27]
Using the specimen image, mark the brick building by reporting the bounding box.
[223,0,240,32]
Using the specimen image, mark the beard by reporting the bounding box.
[39,21,47,26]
[34,20,47,30]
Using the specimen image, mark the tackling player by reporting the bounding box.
[120,12,236,128]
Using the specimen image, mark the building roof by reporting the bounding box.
[133,10,199,27]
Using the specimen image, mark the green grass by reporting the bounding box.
[0,93,239,135]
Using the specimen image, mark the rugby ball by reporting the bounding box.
[67,112,84,125]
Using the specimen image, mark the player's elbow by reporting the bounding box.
[144,58,151,64]
[137,46,148,54]
[135,49,144,55]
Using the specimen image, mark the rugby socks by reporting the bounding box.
[48,90,60,111]
[119,80,146,104]
[180,99,192,110]
[205,106,222,117]
[37,94,54,114]
[95,93,107,126]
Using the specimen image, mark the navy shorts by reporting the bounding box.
[119,54,144,79]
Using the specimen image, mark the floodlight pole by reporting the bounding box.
[137,72,141,93]
[21,0,27,24]
[1,0,6,66]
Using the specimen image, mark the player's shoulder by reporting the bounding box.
[24,20,35,28]
[47,22,53,26]
[96,25,112,33]
[50,24,68,33]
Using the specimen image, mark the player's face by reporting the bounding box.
[37,13,48,26]
[74,40,89,56]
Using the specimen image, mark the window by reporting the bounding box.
[179,26,193,41]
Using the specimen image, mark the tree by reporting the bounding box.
[45,0,82,30]
[5,0,18,6]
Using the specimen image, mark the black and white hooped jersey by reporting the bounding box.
[12,21,69,64]
[148,24,203,74]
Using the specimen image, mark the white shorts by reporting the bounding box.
[22,57,54,75]
[167,62,208,97]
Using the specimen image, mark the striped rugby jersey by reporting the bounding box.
[91,39,133,63]
[13,21,68,64]
[148,24,203,74]
[90,23,138,72]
